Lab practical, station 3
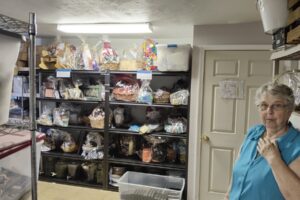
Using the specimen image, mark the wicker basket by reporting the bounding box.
[90,118,104,129]
[153,96,169,104]
[153,90,170,104]
[101,63,119,70]
[113,93,137,102]
[119,60,143,71]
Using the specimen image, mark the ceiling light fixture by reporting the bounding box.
[57,23,152,34]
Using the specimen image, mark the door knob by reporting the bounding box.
[201,135,210,142]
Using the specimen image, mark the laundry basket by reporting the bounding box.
[118,171,185,200]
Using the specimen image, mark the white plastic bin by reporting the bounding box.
[0,129,44,200]
[118,171,185,200]
[0,34,21,125]
[156,44,191,72]
[257,0,288,34]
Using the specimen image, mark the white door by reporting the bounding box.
[199,50,273,200]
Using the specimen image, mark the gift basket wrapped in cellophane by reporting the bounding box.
[99,40,119,70]
[112,76,140,102]
[88,107,112,129]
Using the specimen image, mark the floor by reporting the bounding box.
[23,181,120,200]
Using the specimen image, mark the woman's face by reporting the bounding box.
[258,93,292,133]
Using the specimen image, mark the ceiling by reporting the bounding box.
[0,0,261,38]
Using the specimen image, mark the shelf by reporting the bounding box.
[271,44,300,60]
[37,124,104,132]
[36,69,106,75]
[37,97,103,104]
[11,93,30,98]
[110,70,190,76]
[36,69,190,76]
[39,177,103,189]
[109,100,188,108]
[109,128,187,139]
[41,151,102,162]
[0,14,28,37]
[6,118,29,127]
[108,158,186,171]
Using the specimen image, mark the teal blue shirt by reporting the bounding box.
[229,123,300,200]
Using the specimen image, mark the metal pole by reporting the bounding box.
[28,12,37,200]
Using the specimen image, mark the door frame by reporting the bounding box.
[188,45,272,200]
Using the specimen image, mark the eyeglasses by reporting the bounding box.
[257,103,288,111]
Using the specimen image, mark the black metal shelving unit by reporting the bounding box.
[37,97,104,104]
[37,68,191,198]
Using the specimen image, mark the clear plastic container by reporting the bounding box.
[118,171,185,200]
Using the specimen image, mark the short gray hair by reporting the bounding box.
[255,82,295,111]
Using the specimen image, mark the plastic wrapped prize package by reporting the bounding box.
[144,135,168,163]
[109,166,127,187]
[156,44,191,72]
[88,107,105,129]
[113,107,125,127]
[53,106,70,127]
[100,41,119,70]
[118,135,136,157]
[42,129,62,151]
[112,76,140,102]
[153,88,170,104]
[37,105,53,126]
[142,39,157,70]
[119,44,144,71]
[42,76,59,98]
[81,162,97,182]
[81,132,104,160]
[66,79,85,100]
[55,42,77,69]
[83,83,104,101]
[39,44,57,69]
[0,128,45,200]
[178,139,186,164]
[76,40,94,70]
[137,80,153,104]
[60,131,78,153]
[164,116,187,134]
[170,89,189,105]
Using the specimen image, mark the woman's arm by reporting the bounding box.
[270,156,300,200]
[258,138,300,200]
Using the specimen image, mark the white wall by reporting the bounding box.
[194,21,271,45]
[188,21,272,200]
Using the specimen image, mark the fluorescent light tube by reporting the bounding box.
[57,23,152,34]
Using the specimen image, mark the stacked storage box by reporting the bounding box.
[272,0,300,49]
[287,0,300,43]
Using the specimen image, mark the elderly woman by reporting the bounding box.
[227,82,300,200]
